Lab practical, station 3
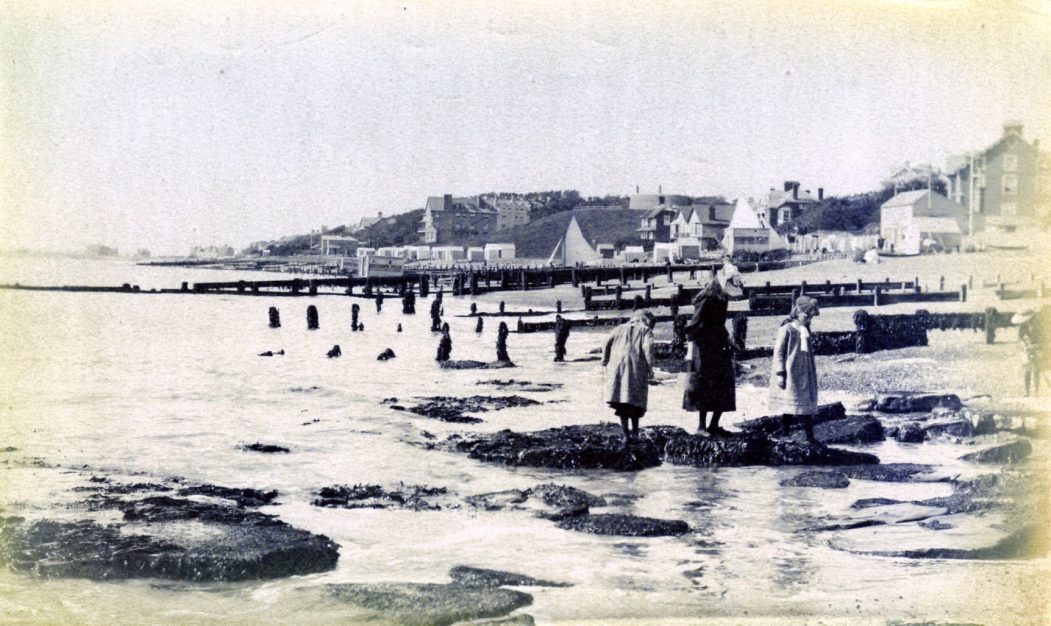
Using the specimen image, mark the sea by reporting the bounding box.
[0,256,1047,625]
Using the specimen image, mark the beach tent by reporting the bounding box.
[721,198,788,255]
[548,215,603,266]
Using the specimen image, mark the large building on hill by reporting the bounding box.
[418,195,498,244]
[945,121,1050,222]
[480,195,532,231]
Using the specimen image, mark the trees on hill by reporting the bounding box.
[790,178,947,235]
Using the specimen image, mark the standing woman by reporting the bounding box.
[769,296,821,443]
[682,273,743,436]
[602,310,657,445]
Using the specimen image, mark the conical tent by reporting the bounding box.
[550,215,602,266]
[722,198,788,253]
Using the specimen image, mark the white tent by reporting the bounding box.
[548,215,603,266]
[722,198,788,255]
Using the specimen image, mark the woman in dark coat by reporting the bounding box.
[682,276,743,435]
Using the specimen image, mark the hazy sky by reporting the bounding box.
[2,1,1050,255]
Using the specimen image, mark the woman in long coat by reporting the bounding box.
[682,278,742,435]
[602,310,656,443]
[769,296,820,443]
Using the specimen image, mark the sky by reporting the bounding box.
[2,0,1050,256]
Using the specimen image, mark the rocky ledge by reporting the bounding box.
[385,395,542,423]
[327,565,566,626]
[443,422,879,471]
[0,479,338,582]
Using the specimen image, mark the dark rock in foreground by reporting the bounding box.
[444,423,671,471]
[528,483,607,520]
[813,415,884,445]
[477,380,563,392]
[665,433,879,468]
[871,392,963,414]
[403,395,542,424]
[736,403,847,436]
[556,513,690,537]
[312,484,447,511]
[959,439,1032,464]
[439,360,516,370]
[240,443,291,454]
[448,565,570,588]
[858,524,1048,560]
[0,510,338,582]
[328,582,532,626]
[445,423,879,470]
[839,463,939,482]
[781,471,850,489]
[893,423,926,443]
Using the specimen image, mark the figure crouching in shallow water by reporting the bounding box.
[769,296,821,444]
[602,310,656,445]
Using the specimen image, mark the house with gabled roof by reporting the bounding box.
[945,121,1049,224]
[757,181,823,229]
[418,194,498,244]
[880,189,971,255]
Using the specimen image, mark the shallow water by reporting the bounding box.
[0,258,1048,624]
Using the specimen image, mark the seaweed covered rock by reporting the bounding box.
[894,423,926,443]
[312,484,447,511]
[665,433,879,468]
[959,439,1032,464]
[465,489,530,511]
[736,403,847,436]
[439,360,516,370]
[872,392,963,414]
[812,415,885,445]
[839,463,938,483]
[0,505,339,582]
[443,423,672,471]
[403,396,542,423]
[781,471,850,489]
[527,483,607,520]
[448,566,570,589]
[328,582,533,626]
[239,443,291,454]
[555,513,690,537]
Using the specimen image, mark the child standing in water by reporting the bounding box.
[769,296,821,443]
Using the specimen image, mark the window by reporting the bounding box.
[1003,154,1018,172]
[1003,174,1018,195]
[709,206,716,221]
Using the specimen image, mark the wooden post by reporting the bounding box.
[645,284,652,303]
[556,300,562,313]
[968,274,973,290]
[666,265,673,282]
[939,276,945,291]
[571,268,579,287]
[268,307,281,328]
[960,284,967,302]
[984,307,997,344]
[732,313,748,350]
[873,286,882,306]
[856,278,863,293]
[620,266,626,285]
[520,269,527,291]
[615,285,623,309]
[677,283,684,305]
[307,305,319,330]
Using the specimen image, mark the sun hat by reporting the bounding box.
[1011,308,1036,325]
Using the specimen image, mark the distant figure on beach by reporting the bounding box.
[683,277,743,436]
[375,291,384,313]
[769,296,821,443]
[258,349,285,357]
[602,310,656,445]
[327,345,342,358]
[496,321,511,362]
[1015,307,1049,396]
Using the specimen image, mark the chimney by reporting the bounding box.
[818,187,824,200]
[1003,121,1024,137]
[378,211,383,218]
[784,181,794,192]
[792,183,799,200]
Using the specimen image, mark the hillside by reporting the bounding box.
[471,207,646,258]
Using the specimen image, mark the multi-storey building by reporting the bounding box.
[631,193,694,241]
[418,195,498,244]
[945,121,1049,222]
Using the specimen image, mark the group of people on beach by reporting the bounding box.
[602,260,823,445]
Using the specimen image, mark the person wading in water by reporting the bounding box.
[602,310,657,446]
